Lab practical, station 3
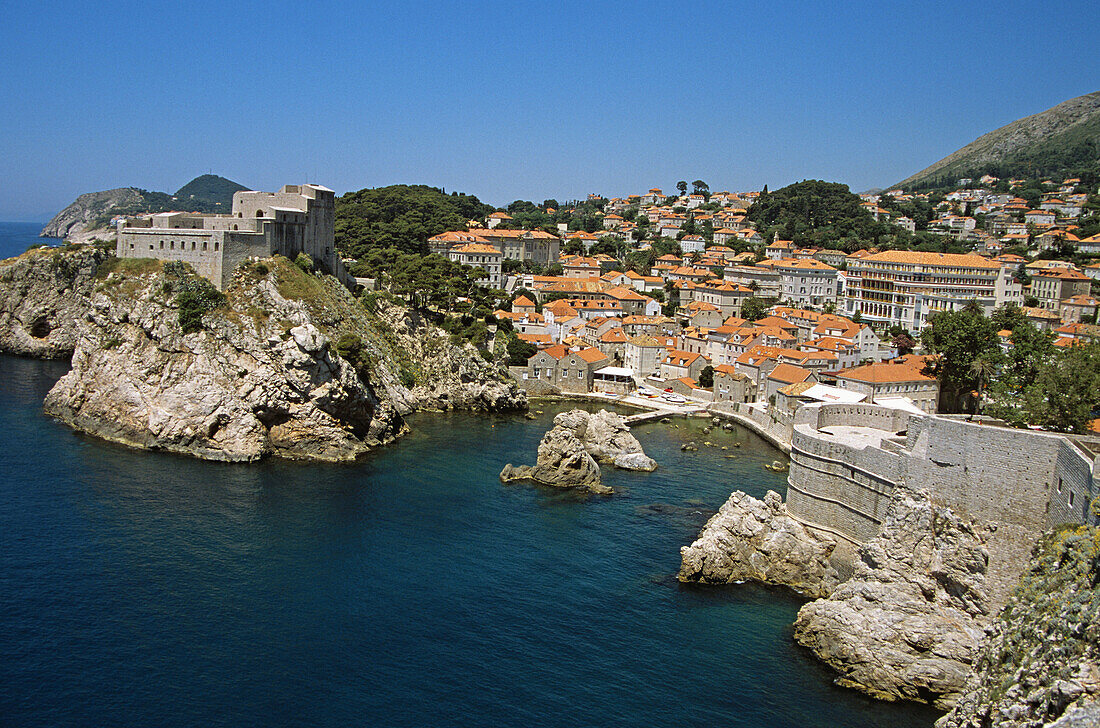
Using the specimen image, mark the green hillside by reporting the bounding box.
[747,180,891,250]
[897,91,1100,191]
[174,174,249,210]
[335,185,494,258]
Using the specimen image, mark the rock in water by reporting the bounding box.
[550,409,656,471]
[793,488,994,710]
[678,490,839,597]
[499,416,607,494]
[612,452,657,472]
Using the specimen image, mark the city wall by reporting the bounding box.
[786,402,1098,606]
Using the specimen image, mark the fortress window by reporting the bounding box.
[192,241,196,250]
[160,241,164,249]
[203,242,208,251]
[1069,491,1075,507]
[149,245,153,250]
[214,242,219,251]
[170,241,175,249]
[256,210,264,218]
[232,225,238,231]
[129,243,134,250]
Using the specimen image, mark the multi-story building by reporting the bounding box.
[446,243,502,288]
[116,183,347,290]
[1030,268,1092,311]
[833,361,939,413]
[429,228,560,266]
[775,258,839,308]
[844,251,1020,331]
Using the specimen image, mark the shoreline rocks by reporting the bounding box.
[678,490,840,598]
[0,247,525,462]
[793,489,994,710]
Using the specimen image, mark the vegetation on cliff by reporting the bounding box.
[938,520,1100,727]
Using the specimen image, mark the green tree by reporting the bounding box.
[677,180,688,196]
[692,179,710,197]
[506,334,538,366]
[1021,341,1100,433]
[920,302,1004,413]
[698,365,714,388]
[742,297,769,321]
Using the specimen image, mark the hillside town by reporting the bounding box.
[409,178,1099,423]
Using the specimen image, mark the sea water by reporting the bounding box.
[0,349,939,727]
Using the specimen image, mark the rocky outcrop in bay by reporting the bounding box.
[500,423,607,494]
[678,490,839,597]
[793,489,994,710]
[555,409,657,471]
[936,524,1100,728]
[499,409,656,494]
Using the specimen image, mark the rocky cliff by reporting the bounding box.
[936,524,1100,728]
[678,490,840,598]
[793,489,994,710]
[0,245,108,357]
[40,188,145,239]
[0,248,524,461]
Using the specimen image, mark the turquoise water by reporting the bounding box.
[0,352,940,727]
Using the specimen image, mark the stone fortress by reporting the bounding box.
[783,402,1098,604]
[116,184,351,289]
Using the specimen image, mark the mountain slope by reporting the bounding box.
[41,174,249,240]
[896,91,1100,190]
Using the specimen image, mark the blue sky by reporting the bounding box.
[2,0,1097,220]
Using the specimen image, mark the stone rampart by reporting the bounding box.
[785,402,1098,607]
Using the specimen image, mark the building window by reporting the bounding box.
[170,241,174,249]
[203,242,208,251]
[1069,491,1075,507]
[159,241,164,249]
[214,242,219,251]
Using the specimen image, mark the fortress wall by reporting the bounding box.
[813,403,911,433]
[786,404,1097,608]
[220,234,273,288]
[117,228,224,288]
[788,424,903,542]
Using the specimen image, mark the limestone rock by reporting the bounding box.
[793,488,994,710]
[43,270,404,462]
[613,452,657,472]
[499,416,607,494]
[372,302,526,414]
[0,245,107,358]
[549,408,656,470]
[678,490,839,597]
